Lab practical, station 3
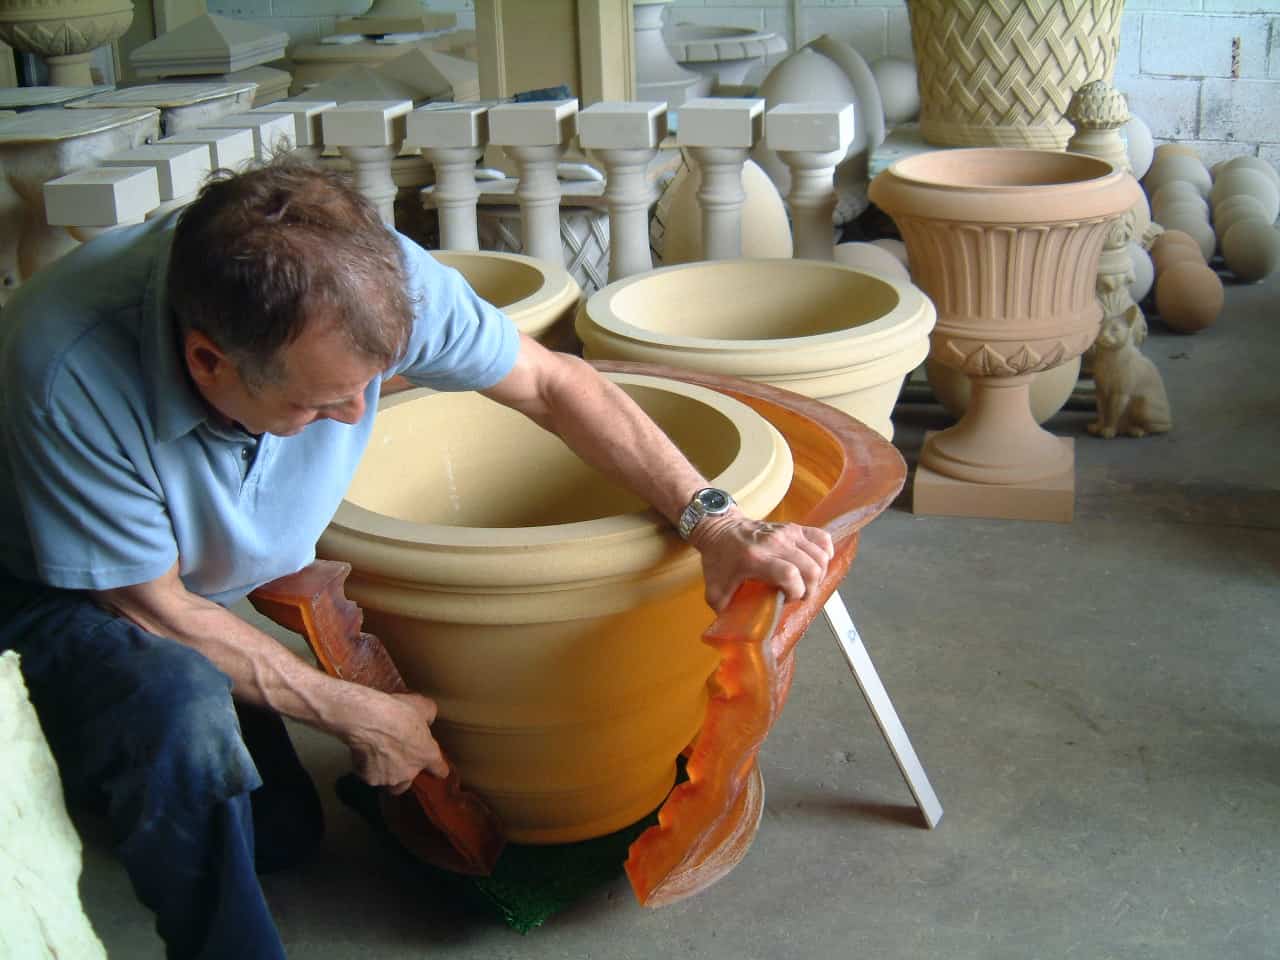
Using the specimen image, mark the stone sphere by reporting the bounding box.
[870,56,920,125]
[1153,143,1200,162]
[1212,194,1269,242]
[1217,155,1280,190]
[1155,196,1211,225]
[834,242,911,282]
[1150,231,1206,274]
[1151,180,1203,210]
[1155,261,1224,333]
[1209,167,1280,222]
[1222,220,1280,283]
[1128,243,1154,303]
[1156,211,1215,261]
[1122,115,1154,180]
[1144,154,1212,200]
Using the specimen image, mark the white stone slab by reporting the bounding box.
[247,100,336,148]
[578,102,668,150]
[405,103,490,149]
[676,97,765,149]
[0,86,110,110]
[160,127,256,171]
[0,108,159,145]
[764,103,855,154]
[487,100,579,147]
[70,82,258,109]
[100,142,212,200]
[320,100,413,147]
[196,111,297,157]
[44,167,160,227]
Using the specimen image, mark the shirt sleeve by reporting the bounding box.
[388,234,522,391]
[6,398,178,591]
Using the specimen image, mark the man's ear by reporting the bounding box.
[183,329,233,389]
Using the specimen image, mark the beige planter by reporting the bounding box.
[575,259,935,441]
[907,0,1125,150]
[431,249,581,349]
[317,373,793,844]
[0,0,133,87]
[869,148,1140,517]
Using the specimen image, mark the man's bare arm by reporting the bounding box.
[91,561,446,791]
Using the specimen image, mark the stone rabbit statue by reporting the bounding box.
[1088,305,1173,439]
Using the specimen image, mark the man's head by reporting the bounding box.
[169,158,413,435]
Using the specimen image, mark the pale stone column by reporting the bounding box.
[765,103,854,262]
[676,97,764,261]
[320,100,413,226]
[405,104,490,252]
[578,101,668,282]
[43,166,161,241]
[488,99,579,267]
[248,100,337,163]
[99,141,213,217]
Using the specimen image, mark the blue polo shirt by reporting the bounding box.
[0,214,519,606]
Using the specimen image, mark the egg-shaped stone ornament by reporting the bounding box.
[1222,220,1280,283]
[1155,261,1224,333]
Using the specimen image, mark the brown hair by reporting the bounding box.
[168,157,413,387]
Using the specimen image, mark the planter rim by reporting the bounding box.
[872,148,1139,223]
[326,372,789,579]
[581,258,932,360]
[431,248,577,317]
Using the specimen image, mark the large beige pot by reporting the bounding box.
[869,148,1141,488]
[575,259,935,441]
[0,0,133,87]
[431,249,581,350]
[907,0,1125,150]
[317,373,793,844]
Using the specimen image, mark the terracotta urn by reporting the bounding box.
[575,258,935,441]
[430,249,581,349]
[906,0,1125,150]
[0,0,133,87]
[317,373,793,844]
[869,148,1141,511]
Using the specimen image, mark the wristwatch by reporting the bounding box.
[677,487,736,540]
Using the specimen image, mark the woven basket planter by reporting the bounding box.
[908,0,1125,150]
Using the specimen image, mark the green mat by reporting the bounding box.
[335,774,662,933]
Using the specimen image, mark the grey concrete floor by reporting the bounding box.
[80,272,1279,959]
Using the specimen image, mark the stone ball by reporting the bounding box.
[1209,167,1280,222]
[658,157,793,266]
[1153,143,1200,162]
[1222,219,1280,283]
[1144,153,1212,200]
[1155,197,1211,226]
[1217,155,1280,190]
[870,56,920,125]
[833,242,911,282]
[1155,261,1224,333]
[1122,114,1154,180]
[1150,230,1207,274]
[1212,194,1269,242]
[1128,242,1154,303]
[1151,179,1203,209]
[1156,211,1215,261]
[927,356,1082,425]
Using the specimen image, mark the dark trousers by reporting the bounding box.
[1,577,324,960]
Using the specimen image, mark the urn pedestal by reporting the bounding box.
[869,148,1141,521]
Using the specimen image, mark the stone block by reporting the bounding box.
[487,100,579,147]
[248,99,335,147]
[197,111,297,157]
[44,167,160,227]
[1117,75,1201,140]
[676,97,764,148]
[1140,13,1270,80]
[578,102,669,150]
[160,127,257,171]
[100,142,212,200]
[764,103,854,153]
[1201,77,1280,141]
[320,99,413,147]
[405,103,490,149]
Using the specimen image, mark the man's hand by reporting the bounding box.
[689,511,835,612]
[341,690,448,794]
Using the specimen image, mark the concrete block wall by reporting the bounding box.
[209,0,1279,162]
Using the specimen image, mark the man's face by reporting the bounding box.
[187,318,385,437]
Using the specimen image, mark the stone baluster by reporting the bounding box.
[487,99,579,266]
[676,97,764,261]
[99,142,213,218]
[161,127,258,173]
[404,104,489,252]
[765,103,854,262]
[320,100,413,226]
[196,111,299,161]
[578,101,668,282]
[43,166,161,242]
[248,100,336,163]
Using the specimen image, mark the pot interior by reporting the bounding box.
[345,383,742,527]
[608,261,900,341]
[893,149,1114,189]
[432,252,544,308]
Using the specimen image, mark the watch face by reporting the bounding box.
[698,488,731,512]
